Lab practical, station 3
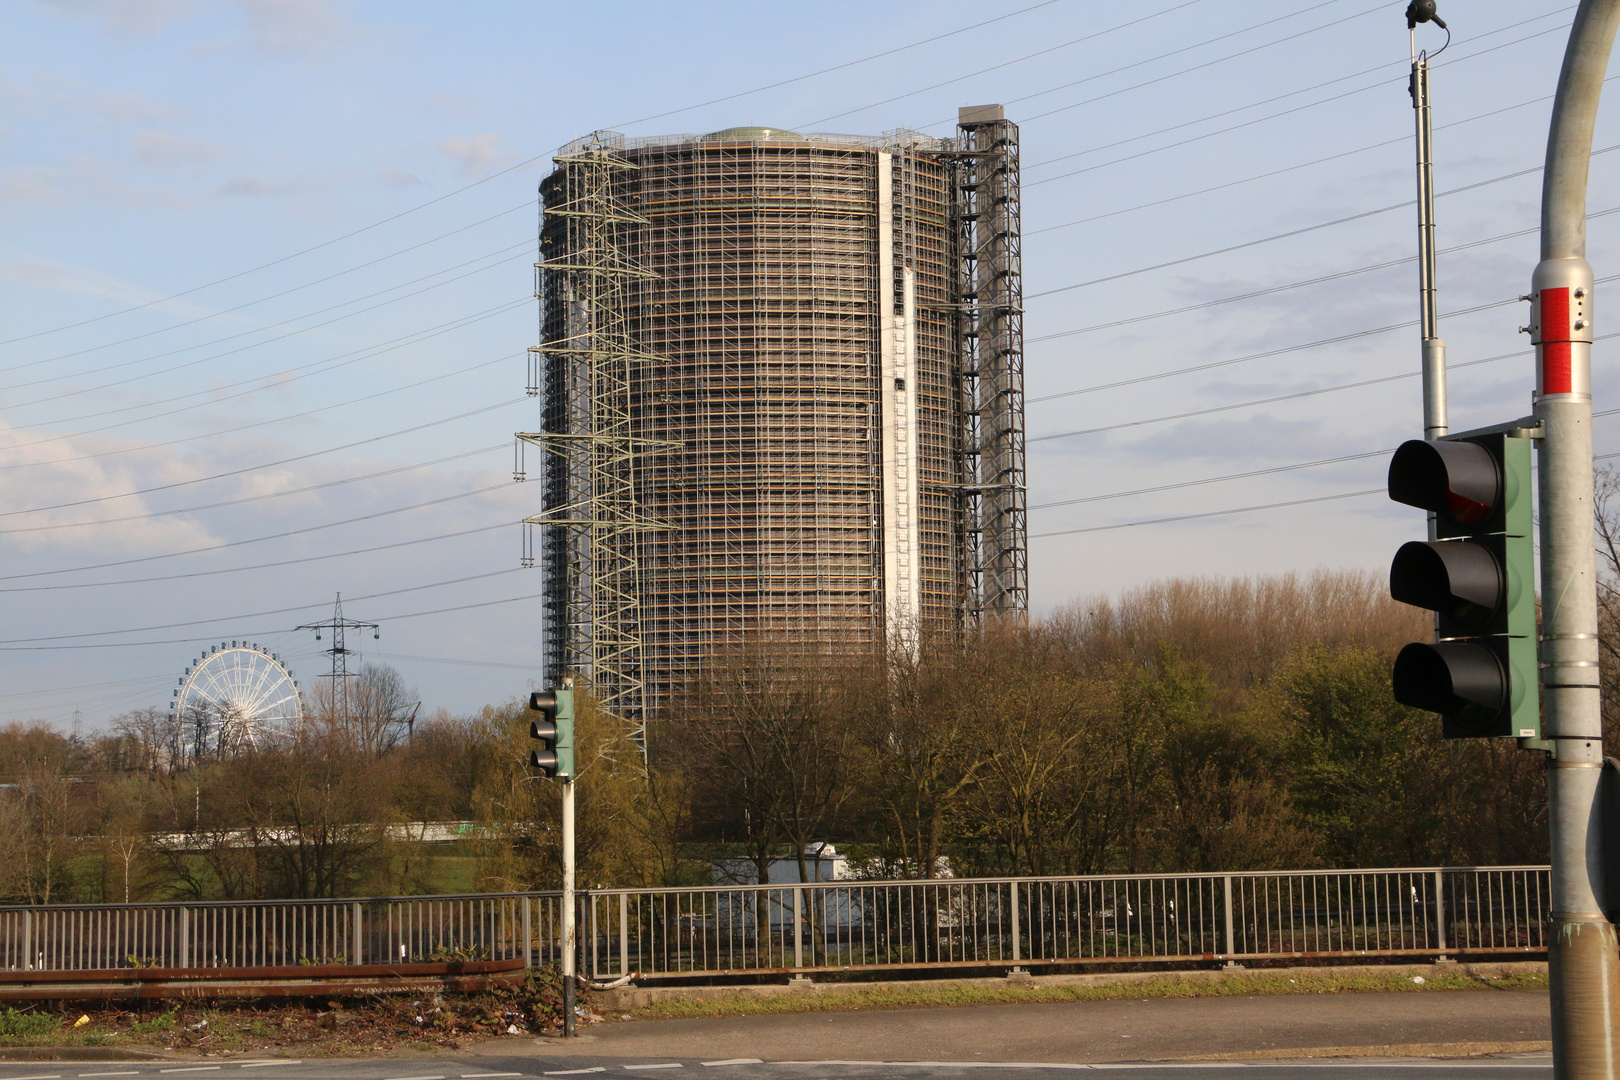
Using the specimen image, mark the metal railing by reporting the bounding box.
[0,892,564,973]
[0,866,1548,980]
[582,866,1549,979]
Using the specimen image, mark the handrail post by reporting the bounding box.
[522,896,533,971]
[1009,880,1021,964]
[1223,875,1236,960]
[21,911,31,972]
[793,887,803,970]
[1434,869,1450,961]
[619,893,630,977]
[178,906,190,970]
[351,901,363,965]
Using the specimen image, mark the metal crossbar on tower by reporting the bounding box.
[294,593,379,725]
[518,136,671,742]
[955,106,1028,621]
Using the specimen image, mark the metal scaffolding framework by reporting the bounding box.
[521,117,1026,720]
[518,137,668,735]
[955,107,1028,620]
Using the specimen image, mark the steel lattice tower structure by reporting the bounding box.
[520,111,1026,723]
[519,140,668,737]
[294,593,379,724]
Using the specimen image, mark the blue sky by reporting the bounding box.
[0,0,1611,729]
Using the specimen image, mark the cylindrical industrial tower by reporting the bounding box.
[521,109,1026,724]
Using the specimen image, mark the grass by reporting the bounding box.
[631,967,1551,1021]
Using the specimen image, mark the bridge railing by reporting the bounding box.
[0,865,1548,980]
[0,891,565,973]
[582,865,1550,979]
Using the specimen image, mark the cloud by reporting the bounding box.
[218,175,294,197]
[0,422,219,554]
[439,133,515,178]
[132,129,224,169]
[41,0,194,39]
[235,0,357,54]
[423,93,479,118]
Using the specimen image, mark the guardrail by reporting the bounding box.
[582,865,1550,979]
[0,866,1549,991]
[0,892,565,973]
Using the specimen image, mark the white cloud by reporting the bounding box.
[439,133,514,179]
[235,0,356,54]
[0,422,219,553]
[41,0,194,39]
[3,74,183,126]
[132,129,224,169]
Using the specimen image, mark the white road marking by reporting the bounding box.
[624,1068,684,1073]
[161,1071,222,1075]
[77,1073,139,1077]
[462,1074,523,1078]
[238,1065,302,1070]
[0,1074,60,1079]
[380,1075,445,1080]
[545,1071,607,1076]
[703,1064,764,1069]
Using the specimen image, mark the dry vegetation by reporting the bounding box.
[17,545,1620,904]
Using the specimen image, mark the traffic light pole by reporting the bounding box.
[1536,2,1620,1074]
[1411,29,1447,449]
[562,777,576,1038]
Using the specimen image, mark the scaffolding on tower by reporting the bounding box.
[517,134,673,745]
[954,107,1028,621]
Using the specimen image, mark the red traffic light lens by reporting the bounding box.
[1388,440,1501,529]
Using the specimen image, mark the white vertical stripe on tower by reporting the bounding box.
[877,153,921,653]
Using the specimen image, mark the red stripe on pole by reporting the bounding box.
[1542,286,1574,394]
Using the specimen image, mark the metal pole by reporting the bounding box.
[562,777,577,1038]
[1411,29,1448,553]
[1536,3,1620,1075]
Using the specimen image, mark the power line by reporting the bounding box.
[0,444,506,536]
[1022,12,1575,189]
[0,568,527,646]
[1,240,530,396]
[0,200,534,377]
[0,353,517,474]
[0,519,513,593]
[3,298,529,455]
[612,0,1069,132]
[0,399,524,525]
[1,255,530,412]
[1022,205,1601,354]
[1029,448,1395,511]
[0,0,1069,347]
[798,0,1217,128]
[0,590,553,652]
[1031,489,1383,539]
[0,483,512,582]
[1024,147,1618,304]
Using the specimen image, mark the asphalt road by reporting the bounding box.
[0,1053,1557,1080]
[0,989,1554,1080]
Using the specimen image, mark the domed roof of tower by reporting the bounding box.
[701,126,804,142]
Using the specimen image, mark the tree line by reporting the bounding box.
[0,564,1572,906]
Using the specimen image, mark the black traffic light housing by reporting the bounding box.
[1386,431,1537,739]
[529,687,574,779]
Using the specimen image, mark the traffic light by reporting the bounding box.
[529,687,574,779]
[1386,431,1538,738]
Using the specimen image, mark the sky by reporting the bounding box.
[0,0,1613,731]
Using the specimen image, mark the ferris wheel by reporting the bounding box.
[171,641,303,760]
